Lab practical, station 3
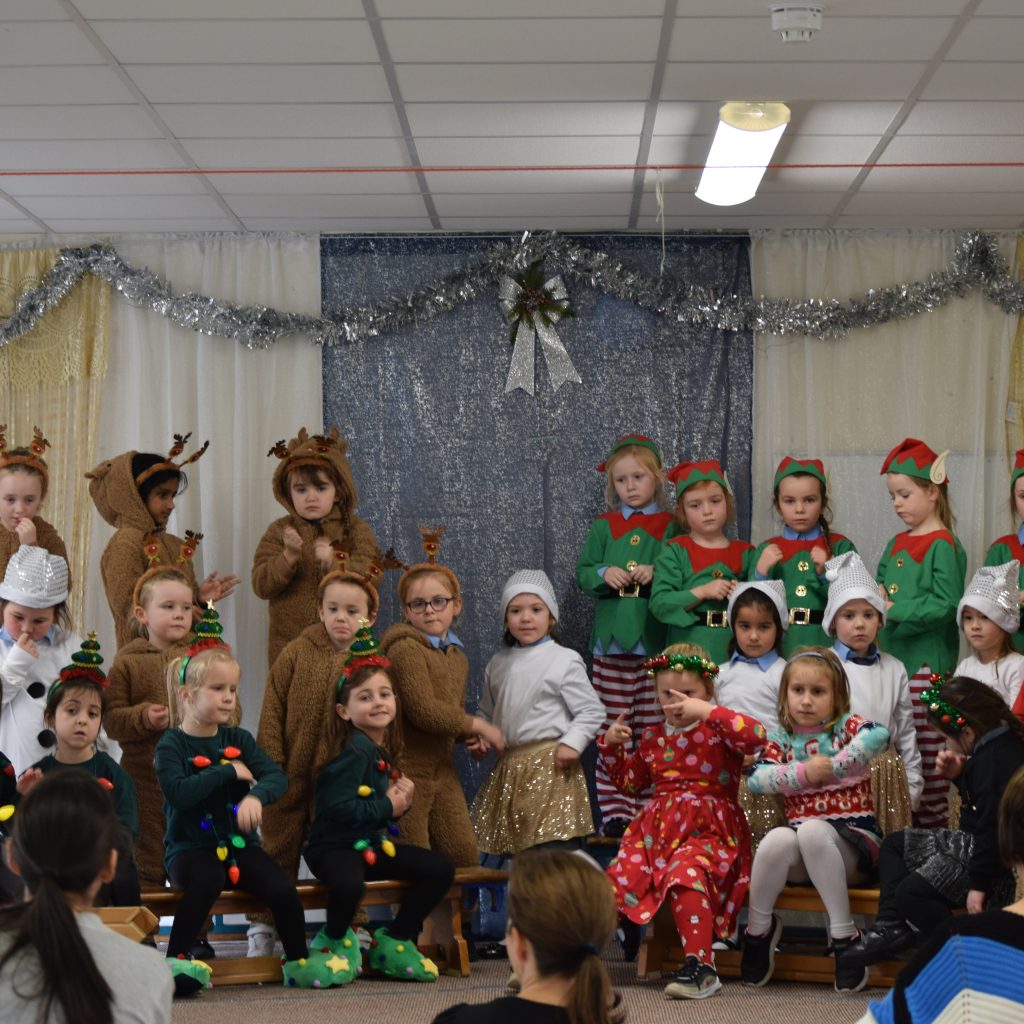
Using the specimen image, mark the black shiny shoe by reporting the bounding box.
[188,938,216,961]
[831,934,869,993]
[839,921,915,968]
[740,915,782,987]
[601,818,629,839]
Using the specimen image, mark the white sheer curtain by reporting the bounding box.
[83,233,322,727]
[750,229,1019,584]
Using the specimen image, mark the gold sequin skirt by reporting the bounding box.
[870,749,913,836]
[738,775,786,852]
[471,740,594,856]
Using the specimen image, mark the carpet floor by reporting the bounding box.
[170,943,876,1023]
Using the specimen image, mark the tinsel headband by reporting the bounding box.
[132,530,202,609]
[644,652,719,680]
[920,673,969,732]
[336,619,391,698]
[48,632,107,701]
[0,425,51,490]
[134,432,210,487]
[179,602,231,685]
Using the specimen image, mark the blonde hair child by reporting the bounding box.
[576,435,676,836]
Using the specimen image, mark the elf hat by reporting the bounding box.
[597,435,662,473]
[500,569,559,624]
[1011,450,1024,488]
[880,438,949,486]
[727,580,789,633]
[822,551,887,633]
[957,561,1020,634]
[774,456,826,492]
[0,425,51,497]
[667,459,730,499]
[0,546,69,608]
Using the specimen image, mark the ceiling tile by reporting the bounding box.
[382,18,662,63]
[946,17,1024,60]
[639,190,845,217]
[899,101,1024,135]
[90,19,376,64]
[415,136,639,166]
[0,105,161,140]
[423,169,638,194]
[438,215,629,230]
[921,62,1024,100]
[843,191,1024,215]
[179,137,411,168]
[214,171,422,196]
[0,66,137,104]
[3,174,210,197]
[42,217,241,232]
[76,0,365,16]
[128,64,392,104]
[406,102,646,138]
[835,214,1024,228]
[0,140,187,171]
[378,0,663,15]
[0,22,106,65]
[155,104,403,139]
[3,0,69,19]
[674,0,966,12]
[432,193,631,217]
[248,217,434,230]
[225,194,428,217]
[21,194,229,218]
[661,61,925,102]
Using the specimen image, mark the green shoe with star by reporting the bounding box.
[369,927,439,982]
[282,948,356,988]
[167,955,212,998]
[310,926,361,967]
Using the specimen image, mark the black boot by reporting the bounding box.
[840,921,915,967]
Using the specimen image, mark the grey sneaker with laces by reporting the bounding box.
[663,956,722,999]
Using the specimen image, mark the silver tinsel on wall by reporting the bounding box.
[1,231,1022,354]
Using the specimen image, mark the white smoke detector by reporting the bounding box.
[770,4,823,43]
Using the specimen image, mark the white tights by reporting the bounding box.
[746,819,866,940]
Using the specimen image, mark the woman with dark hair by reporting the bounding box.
[0,770,172,1023]
[433,849,624,1024]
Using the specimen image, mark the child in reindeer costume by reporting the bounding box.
[252,427,380,671]
[379,528,501,867]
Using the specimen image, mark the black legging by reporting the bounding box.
[306,844,454,941]
[167,846,308,960]
[98,840,142,908]
[876,830,956,933]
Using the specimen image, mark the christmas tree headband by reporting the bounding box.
[336,620,391,697]
[920,673,969,732]
[132,530,202,608]
[774,456,827,491]
[644,652,719,680]
[134,432,210,487]
[49,632,107,701]
[596,434,662,473]
[0,425,51,489]
[179,602,232,685]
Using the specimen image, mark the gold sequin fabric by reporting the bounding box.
[869,749,913,836]
[471,740,593,855]
[738,775,786,852]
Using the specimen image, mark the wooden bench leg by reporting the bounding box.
[420,892,470,976]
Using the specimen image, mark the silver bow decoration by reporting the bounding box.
[498,263,581,395]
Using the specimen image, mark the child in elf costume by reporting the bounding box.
[575,435,676,836]
[380,529,500,866]
[650,459,755,666]
[87,434,238,649]
[876,438,966,829]
[752,457,857,654]
[252,427,379,671]
[984,448,1024,653]
[0,426,69,586]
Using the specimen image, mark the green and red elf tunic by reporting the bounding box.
[984,449,1024,653]
[650,460,755,665]
[753,458,857,654]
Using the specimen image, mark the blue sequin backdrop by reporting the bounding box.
[321,233,752,798]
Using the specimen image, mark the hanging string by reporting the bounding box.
[654,168,667,278]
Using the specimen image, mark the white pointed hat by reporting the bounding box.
[727,579,789,632]
[957,561,1020,634]
[823,551,886,633]
[0,546,69,608]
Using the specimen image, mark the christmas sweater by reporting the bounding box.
[650,536,756,664]
[748,713,890,841]
[598,705,766,931]
[752,528,856,653]
[575,509,677,654]
[876,529,966,676]
[155,725,285,870]
[0,517,70,590]
[984,534,1024,654]
[305,729,398,866]
[34,752,139,840]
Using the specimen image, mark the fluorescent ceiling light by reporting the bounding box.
[695,101,791,207]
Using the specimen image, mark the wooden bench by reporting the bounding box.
[637,886,906,988]
[140,865,508,986]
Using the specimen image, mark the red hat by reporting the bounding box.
[596,435,662,473]
[667,459,730,499]
[1011,449,1024,489]
[881,438,949,485]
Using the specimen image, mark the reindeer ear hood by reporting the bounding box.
[86,450,152,530]
[269,427,358,518]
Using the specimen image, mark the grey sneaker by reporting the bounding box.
[663,956,722,999]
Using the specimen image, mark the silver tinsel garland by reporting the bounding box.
[1,232,1021,351]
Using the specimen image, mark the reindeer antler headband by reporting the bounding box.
[134,433,210,487]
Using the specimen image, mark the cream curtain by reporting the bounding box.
[0,247,111,618]
[750,229,1020,580]
[82,233,323,726]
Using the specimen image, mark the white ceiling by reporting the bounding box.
[0,0,1022,236]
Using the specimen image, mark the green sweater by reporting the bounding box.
[576,509,677,654]
[984,533,1024,653]
[305,730,395,866]
[154,725,286,870]
[877,529,967,676]
[752,531,857,654]
[34,752,139,841]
